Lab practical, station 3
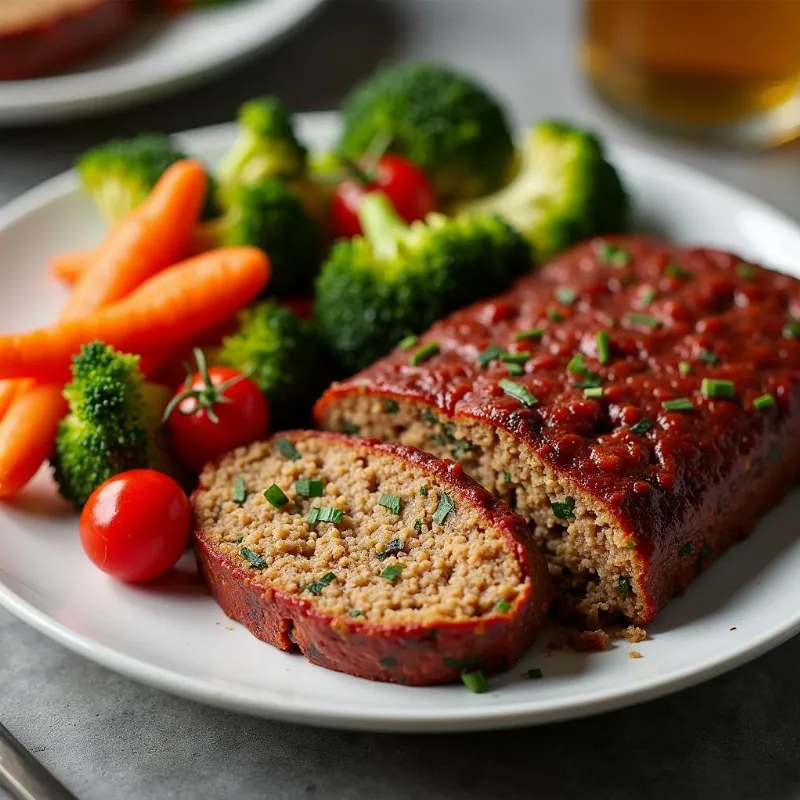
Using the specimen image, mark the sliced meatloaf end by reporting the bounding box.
[192,431,551,685]
[314,235,800,628]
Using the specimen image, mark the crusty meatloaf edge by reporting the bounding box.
[193,431,552,685]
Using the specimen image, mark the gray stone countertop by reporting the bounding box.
[2,1,799,798]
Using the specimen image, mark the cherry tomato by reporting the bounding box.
[80,470,191,582]
[332,154,436,239]
[165,352,269,472]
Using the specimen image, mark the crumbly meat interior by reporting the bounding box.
[194,437,526,625]
[323,397,643,626]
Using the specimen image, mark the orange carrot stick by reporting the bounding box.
[0,247,270,382]
[0,385,68,496]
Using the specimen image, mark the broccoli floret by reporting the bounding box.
[314,192,531,373]
[217,96,308,195]
[455,121,630,262]
[216,301,326,427]
[198,179,321,297]
[77,134,217,223]
[338,62,514,203]
[51,342,172,509]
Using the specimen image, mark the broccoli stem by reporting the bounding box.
[357,192,410,260]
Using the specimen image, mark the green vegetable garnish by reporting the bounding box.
[307,506,344,525]
[584,387,604,399]
[461,668,487,694]
[783,320,800,339]
[555,287,577,306]
[639,287,657,306]
[596,330,610,365]
[380,564,403,582]
[735,262,755,280]
[699,349,720,366]
[567,352,587,374]
[410,341,440,366]
[753,393,775,410]
[378,493,402,514]
[384,399,400,413]
[340,419,361,435]
[276,438,301,461]
[499,379,538,407]
[515,328,544,341]
[618,577,631,596]
[494,599,511,613]
[499,352,529,365]
[597,242,630,267]
[433,493,456,525]
[551,496,575,520]
[701,378,734,399]
[241,547,266,569]
[397,334,418,351]
[477,344,503,368]
[679,361,692,377]
[264,484,289,508]
[507,363,524,376]
[662,398,693,412]
[306,572,336,595]
[376,539,405,560]
[678,542,695,557]
[296,478,324,498]
[232,476,247,505]
[547,308,564,322]
[629,418,652,434]
[626,312,661,329]
[665,262,690,280]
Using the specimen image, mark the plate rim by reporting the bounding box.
[1,114,799,732]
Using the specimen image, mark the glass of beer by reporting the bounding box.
[582,0,800,146]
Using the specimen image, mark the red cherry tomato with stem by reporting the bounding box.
[332,153,436,239]
[164,349,269,472]
[80,470,191,582]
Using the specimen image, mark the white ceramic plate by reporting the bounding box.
[1,114,800,732]
[0,0,327,126]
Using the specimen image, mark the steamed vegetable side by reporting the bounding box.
[456,120,630,262]
[338,62,515,203]
[314,192,531,372]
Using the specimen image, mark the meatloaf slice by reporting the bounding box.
[192,431,551,685]
[314,235,800,628]
[0,0,133,81]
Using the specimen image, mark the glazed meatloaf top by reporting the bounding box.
[193,431,547,626]
[316,235,800,565]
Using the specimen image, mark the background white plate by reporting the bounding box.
[0,114,799,732]
[0,0,328,126]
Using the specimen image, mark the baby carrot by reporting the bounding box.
[48,249,94,285]
[0,247,270,382]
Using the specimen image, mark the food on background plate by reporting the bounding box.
[192,431,551,686]
[0,0,134,81]
[314,235,800,627]
[314,192,532,373]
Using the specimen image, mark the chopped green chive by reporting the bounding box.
[460,668,487,694]
[376,539,404,560]
[503,471,513,483]
[276,438,301,461]
[525,668,544,680]
[551,496,575,521]
[567,353,587,374]
[662,397,694,412]
[264,484,289,508]
[753,393,775,410]
[665,262,690,280]
[296,478,323,498]
[555,287,577,306]
[679,361,692,377]
[414,519,423,535]
[232,476,247,504]
[421,409,438,425]
[678,542,695,557]
[701,378,735,399]
[499,379,538,407]
[349,609,364,618]
[574,374,603,389]
[735,262,756,280]
[597,242,630,267]
[499,352,529,365]
[477,344,503,368]
[240,547,266,569]
[384,399,400,414]
[783,320,800,339]
[378,493,402,514]
[626,312,661,329]
[306,572,336,595]
[495,599,512,613]
[640,287,657,306]
[596,330,611,365]
[419,485,428,496]
[410,341,440,366]
[515,328,544,341]
[307,506,343,525]
[626,540,637,549]
[629,418,652,434]
[380,564,403,582]
[699,348,720,366]
[507,363,524,376]
[340,419,360,435]
[618,577,631,596]
[397,334,417,351]
[433,493,455,525]
[584,387,604,399]
[546,308,564,322]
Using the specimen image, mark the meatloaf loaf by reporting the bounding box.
[315,235,800,627]
[193,431,551,685]
[0,0,133,81]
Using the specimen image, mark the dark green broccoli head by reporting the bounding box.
[314,193,531,373]
[77,134,217,222]
[52,342,171,509]
[338,62,514,203]
[217,96,308,195]
[206,179,321,297]
[456,120,630,261]
[216,301,325,427]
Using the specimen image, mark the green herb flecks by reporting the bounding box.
[618,576,631,596]
[307,506,344,525]
[783,320,800,339]
[232,476,247,505]
[555,287,577,306]
[507,363,524,376]
[662,397,694,412]
[567,352,588,374]
[384,399,400,413]
[477,344,503,368]
[494,599,511,613]
[276,438,301,461]
[665,262,690,280]
[378,493,402,515]
[626,540,637,549]
[414,519,423,535]
[419,485,428,496]
[735,262,756,280]
[584,387,604,399]
[306,572,336,595]
[701,378,734,399]
[546,308,564,322]
[433,493,456,525]
[597,242,630,268]
[640,287,657,307]
[753,393,775,410]
[699,349,720,366]
[349,609,364,618]
[629,418,652,434]
[515,328,544,341]
[551,496,575,521]
[499,379,538,407]
[461,668,487,694]
[410,341,440,366]
[264,484,289,508]
[241,547,266,569]
[380,564,403,582]
[376,539,405,560]
[421,408,438,425]
[296,478,324,498]
[626,312,661,329]
[503,471,513,483]
[679,361,692,377]
[596,330,611,365]
[397,334,417,351]
[500,351,530,365]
